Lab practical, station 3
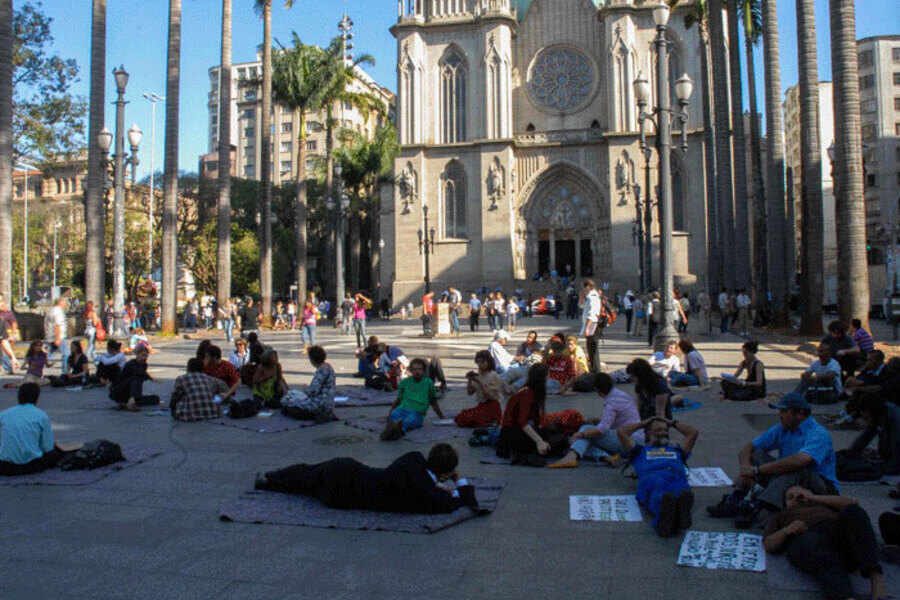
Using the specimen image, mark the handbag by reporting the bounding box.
[95,320,107,342]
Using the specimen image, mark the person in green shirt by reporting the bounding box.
[381,358,445,441]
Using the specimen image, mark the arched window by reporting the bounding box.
[440,49,467,144]
[442,161,467,239]
[526,123,535,132]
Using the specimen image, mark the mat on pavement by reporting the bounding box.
[0,446,164,486]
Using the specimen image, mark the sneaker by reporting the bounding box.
[707,490,743,518]
[656,492,678,537]
[734,503,759,530]
[676,489,695,530]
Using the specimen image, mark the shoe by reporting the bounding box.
[468,435,489,447]
[889,489,900,500]
[253,472,269,490]
[676,489,695,530]
[707,490,744,518]
[734,502,759,530]
[380,420,403,441]
[656,492,678,537]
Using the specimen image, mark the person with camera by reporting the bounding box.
[454,351,503,428]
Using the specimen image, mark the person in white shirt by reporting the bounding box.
[581,279,603,372]
[649,340,681,379]
[506,298,520,332]
[43,296,69,375]
[489,330,527,388]
[717,288,730,334]
[623,291,635,336]
[695,291,711,335]
[468,294,482,332]
[735,288,752,336]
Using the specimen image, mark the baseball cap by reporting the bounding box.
[768,392,811,411]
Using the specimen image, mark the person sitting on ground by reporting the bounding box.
[489,330,528,388]
[669,339,709,388]
[514,330,544,367]
[454,350,503,428]
[565,334,595,392]
[109,346,157,411]
[21,340,52,386]
[721,340,767,400]
[549,373,644,468]
[617,416,699,537]
[369,342,409,391]
[709,393,838,526]
[252,348,287,409]
[543,336,576,395]
[228,338,250,371]
[763,484,885,600]
[170,357,236,421]
[844,349,885,393]
[821,320,859,378]
[195,339,213,360]
[627,358,673,420]
[49,340,90,387]
[795,343,843,404]
[493,364,567,460]
[91,339,127,386]
[202,344,240,398]
[381,358,445,441]
[0,383,65,476]
[237,332,264,386]
[254,443,478,514]
[354,335,379,378]
[649,340,681,379]
[848,317,875,360]
[844,393,900,477]
[282,345,336,422]
[126,327,154,354]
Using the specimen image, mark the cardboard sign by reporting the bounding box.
[687,467,734,487]
[677,531,766,572]
[569,495,643,522]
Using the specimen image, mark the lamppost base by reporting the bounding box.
[653,324,680,352]
[112,315,129,339]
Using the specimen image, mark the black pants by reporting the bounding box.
[0,447,64,476]
[624,309,634,333]
[427,356,446,388]
[648,321,658,347]
[752,448,837,510]
[785,505,881,600]
[585,334,600,374]
[94,362,121,383]
[49,373,84,387]
[496,426,567,458]
[421,315,433,336]
[469,314,479,331]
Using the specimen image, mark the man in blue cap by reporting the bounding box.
[709,393,838,526]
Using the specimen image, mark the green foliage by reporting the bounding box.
[13,1,87,162]
[737,0,764,43]
[271,35,330,118]
[336,123,398,206]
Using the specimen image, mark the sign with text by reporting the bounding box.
[677,531,766,572]
[569,495,643,522]
[687,467,734,487]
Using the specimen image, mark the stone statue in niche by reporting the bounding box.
[397,162,417,214]
[615,153,635,207]
[514,216,527,277]
[486,157,505,211]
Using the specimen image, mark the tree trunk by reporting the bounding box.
[762,0,790,326]
[728,2,751,289]
[796,0,824,335]
[830,0,869,328]
[699,30,719,293]
[295,113,307,303]
[745,32,768,312]
[370,185,382,302]
[259,0,273,318]
[85,0,107,308]
[349,208,360,291]
[708,0,736,290]
[161,0,182,334]
[0,0,11,303]
[216,0,232,305]
[324,105,336,299]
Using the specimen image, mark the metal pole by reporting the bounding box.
[423,205,431,294]
[635,188,644,290]
[335,201,345,305]
[654,20,679,350]
[112,69,127,337]
[52,223,58,290]
[23,168,28,300]
[643,153,653,291]
[143,92,162,281]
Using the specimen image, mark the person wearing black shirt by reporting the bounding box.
[49,340,90,387]
[109,347,158,411]
[238,298,260,338]
[254,444,478,514]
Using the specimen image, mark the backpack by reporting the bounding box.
[228,398,261,419]
[58,439,124,471]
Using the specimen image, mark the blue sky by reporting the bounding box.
[34,0,900,177]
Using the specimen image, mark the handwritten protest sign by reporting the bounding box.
[687,467,734,487]
[569,495,643,522]
[677,531,766,572]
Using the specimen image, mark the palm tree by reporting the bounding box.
[680,0,720,293]
[795,0,824,335]
[271,36,329,305]
[727,0,751,289]
[830,0,869,328]
[762,0,790,325]
[84,0,107,308]
[253,0,273,317]
[160,0,182,334]
[216,0,232,306]
[708,0,736,290]
[739,0,768,311]
[0,0,10,303]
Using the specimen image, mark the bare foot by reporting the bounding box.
[547,451,579,469]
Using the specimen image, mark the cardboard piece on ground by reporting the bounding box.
[569,495,643,521]
[687,467,734,487]
[676,531,766,572]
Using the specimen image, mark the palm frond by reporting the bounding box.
[737,0,763,43]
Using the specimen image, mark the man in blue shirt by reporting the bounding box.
[738,393,838,512]
[0,383,63,476]
[618,417,700,537]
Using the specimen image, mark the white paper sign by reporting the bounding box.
[677,531,766,572]
[569,495,643,522]
[687,467,734,487]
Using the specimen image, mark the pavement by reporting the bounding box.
[0,315,897,600]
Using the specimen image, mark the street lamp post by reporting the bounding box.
[641,145,654,292]
[634,4,693,350]
[331,163,351,303]
[632,184,645,289]
[142,91,164,282]
[99,65,141,337]
[417,205,435,294]
[14,161,36,301]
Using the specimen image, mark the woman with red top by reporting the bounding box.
[454,351,504,428]
[543,336,576,395]
[495,364,567,459]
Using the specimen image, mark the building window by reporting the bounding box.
[441,161,467,239]
[280,141,292,153]
[281,122,293,133]
[860,74,875,90]
[244,90,256,101]
[894,47,900,62]
[896,122,900,135]
[243,165,255,177]
[867,173,877,188]
[859,50,874,69]
[343,100,352,111]
[244,127,255,138]
[895,97,900,111]
[280,161,291,172]
[242,109,255,120]
[281,105,291,114]
[894,72,900,86]
[862,124,876,140]
[439,49,467,144]
[306,140,317,151]
[307,121,321,133]
[14,184,23,198]
[306,159,316,171]
[862,99,877,113]
[896,146,900,162]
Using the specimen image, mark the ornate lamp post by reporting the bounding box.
[418,205,435,294]
[98,65,141,337]
[329,163,351,303]
[634,4,693,349]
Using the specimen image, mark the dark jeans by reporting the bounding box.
[0,447,64,476]
[752,447,837,510]
[784,505,882,600]
[496,426,567,458]
[648,320,658,347]
[421,315,433,336]
[585,334,600,374]
[624,309,634,333]
[427,356,446,388]
[469,314,479,331]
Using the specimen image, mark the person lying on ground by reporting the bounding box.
[627,358,673,420]
[721,340,767,400]
[543,336,576,396]
[109,346,157,412]
[381,358,445,441]
[454,351,503,428]
[669,339,709,388]
[254,443,478,514]
[844,393,900,476]
[617,416,698,537]
[282,345,336,422]
[0,383,66,476]
[794,343,842,404]
[549,373,644,468]
[170,358,236,421]
[49,340,90,387]
[202,344,240,398]
[763,484,885,600]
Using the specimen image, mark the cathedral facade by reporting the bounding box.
[383,0,711,304]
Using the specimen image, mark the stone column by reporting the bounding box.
[549,230,556,273]
[575,233,582,278]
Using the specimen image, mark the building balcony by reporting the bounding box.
[514,128,604,147]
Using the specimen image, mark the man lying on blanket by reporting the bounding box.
[254,443,478,514]
[381,357,446,441]
[617,417,699,537]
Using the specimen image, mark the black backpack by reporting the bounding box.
[228,398,261,419]
[58,439,124,471]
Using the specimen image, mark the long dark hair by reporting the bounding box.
[627,358,663,398]
[524,363,548,420]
